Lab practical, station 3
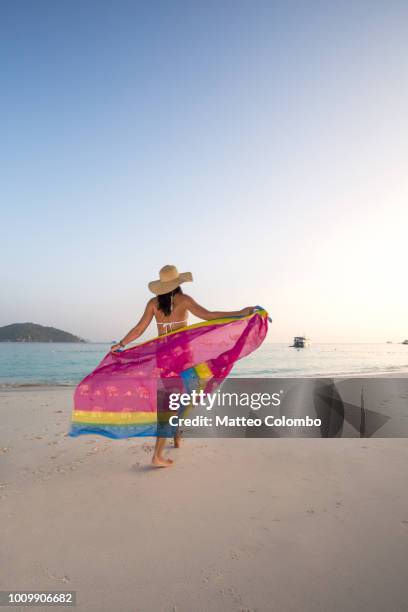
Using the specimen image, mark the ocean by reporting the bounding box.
[0,342,407,386]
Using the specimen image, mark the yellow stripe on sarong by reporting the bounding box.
[72,410,158,425]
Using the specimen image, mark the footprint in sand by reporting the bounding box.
[142,443,154,453]
[86,446,109,456]
[202,567,224,587]
[0,447,11,453]
[127,446,141,454]
[0,483,12,497]
[42,566,70,583]
[226,585,242,604]
[54,466,67,475]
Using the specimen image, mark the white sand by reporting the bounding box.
[1,386,408,612]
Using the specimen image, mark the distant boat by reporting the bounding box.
[386,341,393,344]
[290,336,311,348]
[402,340,408,345]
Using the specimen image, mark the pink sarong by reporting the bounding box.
[69,307,270,438]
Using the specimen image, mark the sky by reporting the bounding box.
[1,0,407,342]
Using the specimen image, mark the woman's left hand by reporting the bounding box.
[242,306,255,316]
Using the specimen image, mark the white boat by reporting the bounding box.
[291,336,311,348]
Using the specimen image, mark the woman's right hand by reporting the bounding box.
[110,342,123,353]
[241,306,255,316]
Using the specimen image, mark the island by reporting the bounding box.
[0,323,86,343]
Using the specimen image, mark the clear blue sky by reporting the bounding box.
[2,1,407,342]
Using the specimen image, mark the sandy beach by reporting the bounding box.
[1,386,408,612]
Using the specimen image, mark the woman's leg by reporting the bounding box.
[152,374,182,464]
[152,436,173,467]
[174,429,182,448]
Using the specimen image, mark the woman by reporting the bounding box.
[110,265,254,467]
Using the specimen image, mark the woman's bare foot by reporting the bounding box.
[152,437,173,467]
[151,456,174,468]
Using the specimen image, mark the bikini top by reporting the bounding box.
[156,319,188,334]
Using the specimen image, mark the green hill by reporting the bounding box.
[0,323,86,343]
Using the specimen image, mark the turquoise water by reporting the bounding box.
[0,342,407,386]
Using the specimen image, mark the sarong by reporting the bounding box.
[69,307,270,438]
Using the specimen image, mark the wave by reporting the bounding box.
[0,381,76,389]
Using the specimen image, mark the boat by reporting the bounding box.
[402,340,408,345]
[290,336,311,348]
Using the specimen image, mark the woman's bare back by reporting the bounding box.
[153,293,189,335]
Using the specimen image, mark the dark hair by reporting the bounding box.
[157,286,182,316]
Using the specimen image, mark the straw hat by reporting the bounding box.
[148,265,193,295]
